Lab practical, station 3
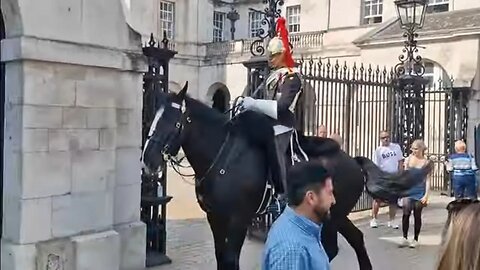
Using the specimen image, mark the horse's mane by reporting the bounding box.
[185,96,229,125]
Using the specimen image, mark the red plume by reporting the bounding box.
[275,17,295,68]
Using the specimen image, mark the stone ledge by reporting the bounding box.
[1,229,128,270]
[1,240,37,270]
[114,222,146,270]
[72,230,120,270]
[1,36,147,72]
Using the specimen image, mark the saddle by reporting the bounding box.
[225,111,340,215]
[226,111,308,174]
[194,111,341,216]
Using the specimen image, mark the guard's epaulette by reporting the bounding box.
[285,70,300,79]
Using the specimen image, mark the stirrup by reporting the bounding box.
[267,194,287,218]
[292,153,301,163]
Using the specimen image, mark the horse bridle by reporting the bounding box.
[154,96,247,182]
[159,99,191,161]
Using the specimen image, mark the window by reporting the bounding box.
[286,5,301,33]
[363,0,383,25]
[427,0,449,14]
[249,12,263,38]
[159,1,175,39]
[213,11,225,42]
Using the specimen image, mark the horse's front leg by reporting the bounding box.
[321,220,339,261]
[338,217,372,270]
[207,213,227,270]
[223,219,249,270]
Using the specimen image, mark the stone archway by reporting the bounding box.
[212,89,227,113]
[207,83,231,113]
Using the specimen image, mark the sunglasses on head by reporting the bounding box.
[380,136,390,140]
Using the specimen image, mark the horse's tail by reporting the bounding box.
[353,156,433,202]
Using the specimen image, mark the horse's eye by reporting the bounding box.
[175,123,181,128]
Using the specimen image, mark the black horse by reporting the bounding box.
[142,82,432,270]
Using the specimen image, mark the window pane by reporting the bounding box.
[213,11,225,42]
[364,5,371,16]
[363,0,383,24]
[159,1,175,39]
[286,5,301,33]
[249,11,264,38]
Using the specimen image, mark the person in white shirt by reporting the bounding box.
[370,130,404,229]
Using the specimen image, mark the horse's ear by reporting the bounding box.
[178,81,188,99]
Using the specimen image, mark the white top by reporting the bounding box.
[373,143,404,173]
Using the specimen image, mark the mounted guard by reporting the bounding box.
[241,17,305,197]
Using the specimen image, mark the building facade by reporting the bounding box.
[128,0,480,151]
[1,1,479,269]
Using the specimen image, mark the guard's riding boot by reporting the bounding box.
[271,132,292,214]
[273,131,292,193]
[264,135,285,194]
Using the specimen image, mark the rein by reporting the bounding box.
[168,155,197,186]
[160,99,233,187]
[194,132,231,187]
[162,78,271,186]
[163,83,266,182]
[160,78,273,185]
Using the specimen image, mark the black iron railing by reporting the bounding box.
[247,56,470,241]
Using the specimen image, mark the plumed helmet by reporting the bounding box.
[266,17,295,68]
[267,36,285,55]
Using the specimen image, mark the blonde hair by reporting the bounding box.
[437,204,480,270]
[411,139,427,154]
[455,140,467,153]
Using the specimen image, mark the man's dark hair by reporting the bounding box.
[287,161,332,206]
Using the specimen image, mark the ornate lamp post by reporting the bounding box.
[248,0,285,56]
[393,0,428,153]
[394,0,428,77]
[227,8,240,40]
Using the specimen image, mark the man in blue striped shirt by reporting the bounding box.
[262,161,335,270]
[446,140,478,199]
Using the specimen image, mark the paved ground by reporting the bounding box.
[150,167,451,270]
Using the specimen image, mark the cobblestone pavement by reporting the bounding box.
[152,168,451,270]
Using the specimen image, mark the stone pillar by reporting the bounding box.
[468,89,480,153]
[1,1,146,269]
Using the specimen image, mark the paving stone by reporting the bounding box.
[149,168,452,270]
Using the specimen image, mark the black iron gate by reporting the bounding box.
[246,56,470,240]
[298,58,395,213]
[141,33,176,267]
[247,58,398,240]
[298,58,469,195]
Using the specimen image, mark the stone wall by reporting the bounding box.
[1,0,146,269]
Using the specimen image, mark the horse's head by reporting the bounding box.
[142,82,190,174]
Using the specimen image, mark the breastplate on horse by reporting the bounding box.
[241,17,304,197]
